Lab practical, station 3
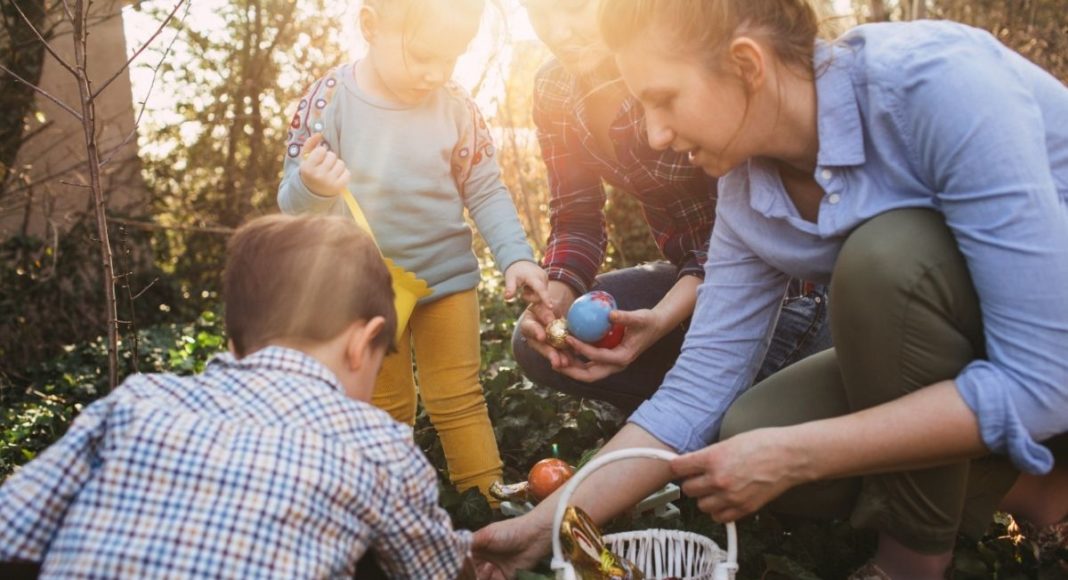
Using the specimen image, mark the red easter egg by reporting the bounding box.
[592,322,625,349]
[528,458,575,501]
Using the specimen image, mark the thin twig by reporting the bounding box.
[0,63,83,120]
[131,277,159,301]
[92,0,188,99]
[100,0,191,168]
[11,0,79,77]
[107,216,236,235]
[118,225,140,372]
[17,120,56,146]
[59,0,75,22]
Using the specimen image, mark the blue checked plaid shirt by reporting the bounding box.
[0,346,471,578]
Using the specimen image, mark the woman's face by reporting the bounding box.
[615,33,773,178]
[523,0,611,76]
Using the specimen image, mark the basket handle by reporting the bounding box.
[550,448,738,580]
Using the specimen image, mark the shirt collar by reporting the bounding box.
[207,346,344,393]
[814,40,866,168]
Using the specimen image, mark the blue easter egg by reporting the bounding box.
[566,291,616,343]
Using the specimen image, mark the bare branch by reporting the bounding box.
[92,0,188,99]
[131,277,159,301]
[0,63,83,120]
[100,0,191,167]
[11,0,79,77]
[59,0,75,22]
[18,120,56,146]
[107,216,236,235]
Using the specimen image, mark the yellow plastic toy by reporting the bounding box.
[339,189,432,342]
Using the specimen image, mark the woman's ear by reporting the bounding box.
[727,37,767,94]
[359,5,380,45]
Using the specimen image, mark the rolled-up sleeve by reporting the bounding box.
[629,216,788,452]
[897,38,1068,473]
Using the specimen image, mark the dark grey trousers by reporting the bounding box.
[512,261,833,414]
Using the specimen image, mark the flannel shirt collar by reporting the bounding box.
[206,346,343,393]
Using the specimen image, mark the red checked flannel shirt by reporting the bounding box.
[534,60,718,295]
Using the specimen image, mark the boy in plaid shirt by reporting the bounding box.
[0,215,471,578]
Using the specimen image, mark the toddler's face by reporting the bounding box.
[370,4,481,105]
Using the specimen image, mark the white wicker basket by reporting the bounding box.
[551,449,738,580]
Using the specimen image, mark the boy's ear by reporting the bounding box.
[345,316,387,371]
[728,36,766,94]
[359,5,380,45]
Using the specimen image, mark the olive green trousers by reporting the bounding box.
[722,209,1067,553]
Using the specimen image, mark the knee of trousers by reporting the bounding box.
[830,209,977,328]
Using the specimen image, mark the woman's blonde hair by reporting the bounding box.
[600,0,831,75]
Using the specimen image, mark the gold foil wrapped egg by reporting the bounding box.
[546,319,570,349]
[560,506,645,580]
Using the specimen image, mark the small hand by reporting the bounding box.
[517,304,580,370]
[472,516,552,579]
[670,427,809,523]
[298,133,351,197]
[504,261,552,307]
[556,309,664,383]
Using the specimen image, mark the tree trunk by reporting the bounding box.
[912,0,927,20]
[0,0,48,188]
[869,0,888,21]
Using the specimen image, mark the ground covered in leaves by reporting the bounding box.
[2,290,1065,579]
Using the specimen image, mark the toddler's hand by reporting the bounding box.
[504,261,552,307]
[299,133,350,197]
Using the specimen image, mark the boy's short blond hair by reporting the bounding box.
[224,214,397,357]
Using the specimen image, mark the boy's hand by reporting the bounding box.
[472,516,552,579]
[299,133,351,197]
[504,260,552,307]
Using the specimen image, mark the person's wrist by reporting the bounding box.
[778,426,819,485]
[646,306,674,343]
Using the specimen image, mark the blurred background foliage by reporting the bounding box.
[1,0,1066,577]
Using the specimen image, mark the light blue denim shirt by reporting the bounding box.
[630,21,1068,474]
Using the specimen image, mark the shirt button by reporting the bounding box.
[827,193,841,205]
[820,169,833,181]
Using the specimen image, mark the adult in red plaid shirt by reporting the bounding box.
[513,0,832,413]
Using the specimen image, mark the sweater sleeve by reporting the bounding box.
[533,62,609,295]
[278,69,344,216]
[450,87,535,273]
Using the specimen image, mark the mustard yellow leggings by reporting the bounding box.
[372,289,503,500]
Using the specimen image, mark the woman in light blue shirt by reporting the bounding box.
[472,2,1068,578]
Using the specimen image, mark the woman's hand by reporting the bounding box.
[472,514,553,579]
[504,261,553,307]
[670,427,811,523]
[299,133,350,197]
[557,308,667,383]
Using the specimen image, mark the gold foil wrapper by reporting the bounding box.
[547,318,569,349]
